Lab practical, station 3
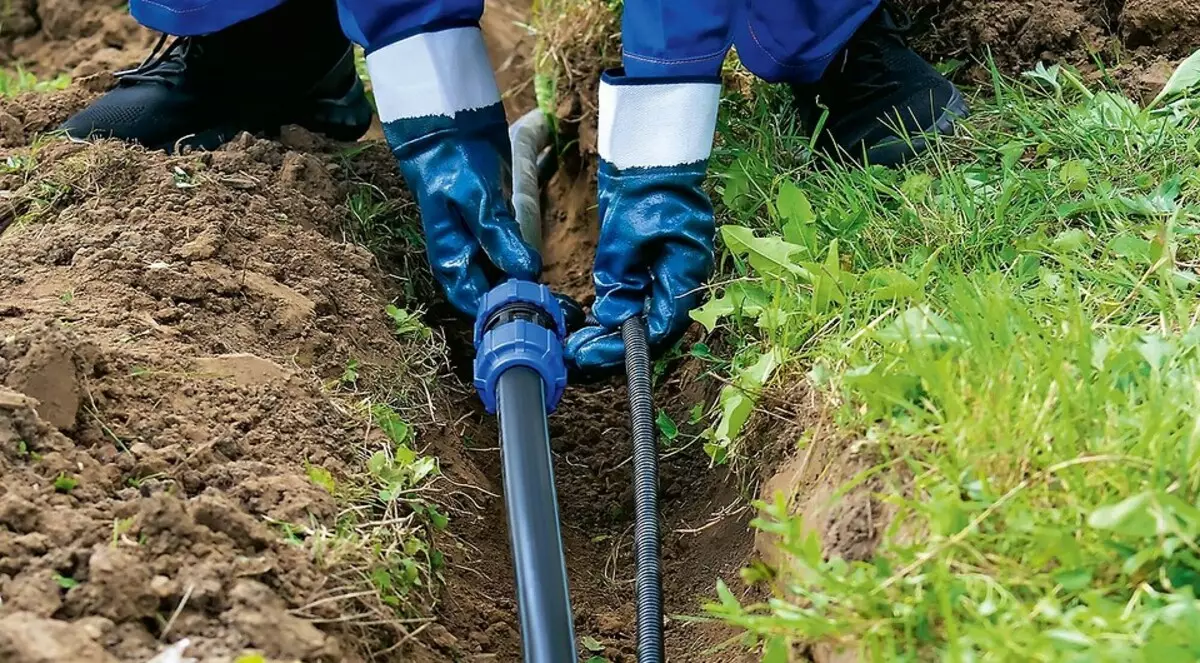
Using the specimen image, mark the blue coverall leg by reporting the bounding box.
[129,0,287,35]
[127,0,373,48]
[621,0,882,82]
[127,0,367,67]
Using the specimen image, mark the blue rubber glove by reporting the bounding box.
[368,26,540,316]
[566,71,721,375]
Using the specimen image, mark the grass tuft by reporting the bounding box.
[0,66,69,97]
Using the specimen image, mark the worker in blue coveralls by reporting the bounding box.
[61,0,967,376]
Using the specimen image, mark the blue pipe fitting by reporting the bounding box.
[473,280,568,414]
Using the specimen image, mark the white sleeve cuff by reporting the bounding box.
[598,78,721,169]
[367,26,501,121]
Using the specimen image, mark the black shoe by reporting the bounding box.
[58,0,373,152]
[790,4,968,167]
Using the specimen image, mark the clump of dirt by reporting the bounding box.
[0,0,150,149]
[905,0,1120,70]
[751,388,890,564]
[0,0,155,78]
[1121,0,1200,57]
[904,0,1200,99]
[0,79,114,149]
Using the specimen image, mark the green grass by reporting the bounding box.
[53,472,78,493]
[700,57,1200,661]
[282,395,446,649]
[52,573,79,589]
[286,299,451,652]
[0,66,69,97]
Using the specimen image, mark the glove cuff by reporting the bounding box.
[367,26,501,122]
[598,69,721,171]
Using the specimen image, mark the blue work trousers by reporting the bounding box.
[129,0,878,82]
[624,0,879,82]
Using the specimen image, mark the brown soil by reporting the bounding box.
[541,155,599,304]
[744,384,899,663]
[0,125,461,661]
[483,0,540,119]
[905,0,1200,99]
[0,0,156,79]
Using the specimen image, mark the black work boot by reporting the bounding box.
[59,0,373,152]
[790,4,968,167]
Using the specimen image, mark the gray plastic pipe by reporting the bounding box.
[498,109,576,663]
[496,367,575,661]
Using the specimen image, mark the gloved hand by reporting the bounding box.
[566,70,721,376]
[369,26,540,316]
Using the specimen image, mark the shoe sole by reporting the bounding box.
[863,86,970,167]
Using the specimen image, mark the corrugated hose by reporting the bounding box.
[622,316,664,662]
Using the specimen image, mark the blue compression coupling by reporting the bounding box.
[473,280,568,414]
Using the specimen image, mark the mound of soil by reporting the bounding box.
[0,0,155,78]
[906,0,1200,97]
[0,126,454,661]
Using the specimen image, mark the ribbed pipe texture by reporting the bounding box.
[621,317,664,663]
